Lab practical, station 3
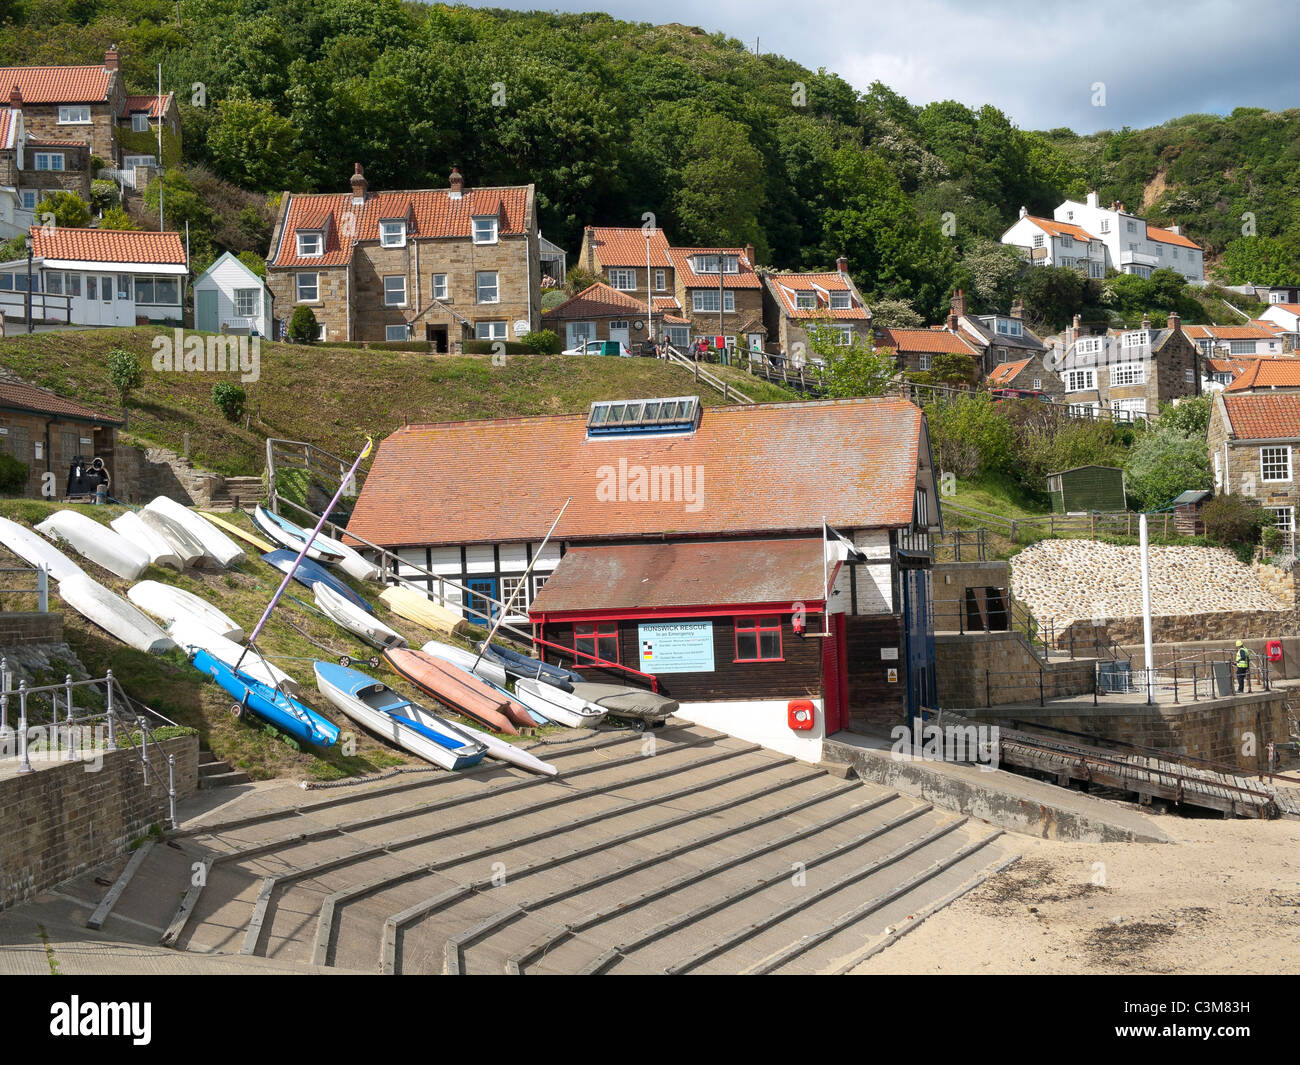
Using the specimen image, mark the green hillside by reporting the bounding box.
[0,328,793,477]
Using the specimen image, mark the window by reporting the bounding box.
[20,190,36,209]
[1068,402,1100,417]
[1075,337,1103,357]
[735,616,782,662]
[654,269,666,291]
[380,221,406,248]
[1061,234,1073,247]
[1261,446,1292,483]
[996,347,1009,363]
[85,275,96,300]
[1100,219,1110,233]
[296,272,318,302]
[1184,368,1194,383]
[575,621,618,665]
[133,275,178,304]
[385,325,407,341]
[65,273,80,297]
[532,573,549,599]
[831,325,852,345]
[1230,340,1257,355]
[500,575,527,611]
[1271,292,1286,304]
[608,269,635,291]
[475,271,498,303]
[472,216,498,244]
[1111,398,1148,419]
[1064,369,1095,392]
[830,292,851,309]
[1269,507,1294,532]
[692,290,733,313]
[296,232,322,257]
[1089,260,1105,278]
[58,105,90,124]
[795,292,817,309]
[918,353,930,371]
[994,319,1022,336]
[475,320,507,340]
[1127,220,1136,233]
[116,275,131,300]
[667,325,689,347]
[1033,378,1043,390]
[131,112,149,132]
[34,152,64,171]
[1032,234,1044,248]
[123,154,156,169]
[1122,330,1149,349]
[1109,362,1145,386]
[691,254,738,274]
[234,288,259,317]
[383,275,407,306]
[432,274,448,300]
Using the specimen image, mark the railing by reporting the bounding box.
[932,528,987,562]
[942,500,1179,543]
[0,563,50,610]
[897,379,1145,424]
[0,289,74,324]
[662,344,756,404]
[0,663,181,826]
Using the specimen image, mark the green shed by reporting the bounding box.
[1046,465,1126,513]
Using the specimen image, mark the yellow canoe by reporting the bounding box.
[378,585,474,638]
[199,512,276,553]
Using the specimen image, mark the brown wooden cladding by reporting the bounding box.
[845,614,905,727]
[542,613,823,702]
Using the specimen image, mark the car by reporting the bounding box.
[561,339,633,358]
[990,387,1050,403]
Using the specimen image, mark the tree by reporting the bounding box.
[238,251,267,278]
[34,190,91,228]
[806,321,896,398]
[206,93,304,191]
[287,305,319,343]
[106,349,143,427]
[1216,235,1300,286]
[98,206,135,230]
[866,296,923,328]
[212,383,246,423]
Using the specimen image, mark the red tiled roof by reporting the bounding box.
[1026,216,1100,242]
[0,109,14,150]
[529,538,829,616]
[346,397,926,547]
[0,65,113,104]
[1268,304,1300,317]
[652,297,681,312]
[0,380,121,424]
[1146,224,1200,250]
[667,247,761,289]
[585,226,673,268]
[271,184,532,268]
[883,328,978,355]
[1225,359,1300,392]
[541,282,645,320]
[1183,324,1273,341]
[120,92,172,119]
[988,358,1032,384]
[1222,393,1300,439]
[1206,357,1246,375]
[766,272,869,319]
[29,226,185,265]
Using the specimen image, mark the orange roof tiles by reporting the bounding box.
[346,397,925,548]
[1185,324,1277,341]
[585,226,673,268]
[883,328,978,355]
[1222,393,1300,439]
[1026,216,1100,242]
[271,185,532,268]
[29,226,185,265]
[0,380,121,424]
[667,247,762,289]
[542,282,645,320]
[1225,359,1300,392]
[0,65,113,104]
[1269,304,1300,316]
[988,359,1032,384]
[766,272,869,320]
[120,93,171,118]
[0,109,14,150]
[1146,224,1200,250]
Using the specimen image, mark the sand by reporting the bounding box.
[856,816,1300,974]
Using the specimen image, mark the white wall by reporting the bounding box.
[196,255,270,336]
[675,698,824,762]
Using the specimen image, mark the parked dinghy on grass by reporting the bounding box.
[514,677,607,728]
[383,647,524,734]
[0,516,84,582]
[145,496,245,567]
[110,511,182,571]
[58,574,175,654]
[253,504,346,564]
[36,510,150,580]
[262,550,373,613]
[199,511,274,553]
[167,616,299,695]
[194,649,337,748]
[377,585,474,638]
[420,639,509,688]
[477,641,581,689]
[313,661,485,770]
[137,508,205,568]
[314,582,405,649]
[127,580,244,640]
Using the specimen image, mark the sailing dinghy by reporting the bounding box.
[193,649,337,748]
[514,678,607,728]
[314,582,405,649]
[262,550,373,613]
[253,504,346,563]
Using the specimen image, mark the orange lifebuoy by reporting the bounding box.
[788,699,816,731]
[1267,640,1283,662]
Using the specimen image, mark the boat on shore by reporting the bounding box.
[36,510,150,580]
[200,511,275,553]
[572,682,678,731]
[313,661,485,770]
[194,649,337,747]
[314,582,406,649]
[145,496,245,567]
[111,511,182,571]
[383,646,523,734]
[420,639,509,688]
[253,504,346,564]
[262,550,373,613]
[476,640,581,689]
[137,508,205,568]
[167,616,299,695]
[128,580,244,640]
[515,677,607,728]
[0,515,85,581]
[378,585,474,638]
[58,574,175,653]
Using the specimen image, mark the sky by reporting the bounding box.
[455,0,1300,133]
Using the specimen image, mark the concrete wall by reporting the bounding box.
[932,560,1011,633]
[0,733,198,909]
[935,631,1097,708]
[675,698,824,763]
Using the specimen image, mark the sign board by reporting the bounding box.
[637,621,714,674]
[886,667,898,684]
[714,335,724,349]
[880,647,899,661]
[512,319,530,337]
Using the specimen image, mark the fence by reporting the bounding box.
[0,662,181,825]
[0,564,49,611]
[662,344,756,405]
[0,288,74,324]
[896,379,1146,425]
[932,529,988,562]
[943,499,1179,543]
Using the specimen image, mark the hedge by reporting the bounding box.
[462,340,533,355]
[327,340,430,351]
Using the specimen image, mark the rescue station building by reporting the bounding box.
[347,395,941,759]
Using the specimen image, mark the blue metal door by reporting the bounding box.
[464,578,498,625]
[901,567,936,730]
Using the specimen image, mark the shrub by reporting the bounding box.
[1123,426,1212,511]
[1262,526,1285,555]
[1201,494,1269,550]
[924,393,1018,479]
[99,205,135,230]
[522,330,561,355]
[106,348,142,425]
[212,382,246,422]
[287,305,319,343]
[462,340,531,355]
[0,452,28,494]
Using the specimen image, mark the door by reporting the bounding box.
[197,288,218,332]
[820,612,847,735]
[426,324,448,353]
[901,567,936,732]
[464,578,498,626]
[609,320,630,348]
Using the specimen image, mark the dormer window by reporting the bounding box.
[472,217,499,244]
[380,221,406,248]
[692,254,738,274]
[994,319,1022,337]
[830,292,851,309]
[795,292,816,309]
[131,112,149,132]
[297,231,323,257]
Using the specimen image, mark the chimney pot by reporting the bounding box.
[8,84,21,110]
[743,243,755,266]
[1018,205,1027,219]
[349,162,367,201]
[103,45,120,72]
[449,165,464,200]
[952,288,967,318]
[1072,314,1082,330]
[836,255,848,275]
[1011,299,1023,320]
[1168,311,1181,333]
[1141,312,1151,330]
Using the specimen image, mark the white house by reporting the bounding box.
[0,226,186,327]
[999,211,1108,278]
[1053,192,1203,282]
[1183,323,1285,358]
[1260,303,1300,340]
[192,251,273,337]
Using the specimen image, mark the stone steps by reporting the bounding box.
[197,749,251,789]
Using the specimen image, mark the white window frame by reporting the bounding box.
[475,320,507,341]
[830,292,851,309]
[472,216,499,245]
[234,288,259,317]
[832,325,852,346]
[1075,337,1103,357]
[608,268,635,291]
[432,274,449,300]
[19,190,36,209]
[654,269,666,291]
[123,154,156,169]
[918,353,930,371]
[296,231,323,257]
[1064,369,1095,393]
[475,271,499,304]
[296,272,319,302]
[57,105,90,124]
[795,292,816,309]
[500,575,528,614]
[130,112,149,132]
[1261,446,1292,484]
[379,221,406,248]
[385,324,408,341]
[692,290,733,313]
[1033,234,1044,248]
[1109,362,1146,387]
[1229,340,1257,356]
[1269,506,1295,532]
[383,275,407,307]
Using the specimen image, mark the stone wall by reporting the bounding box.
[932,560,1011,633]
[1254,560,1295,605]
[0,733,199,910]
[935,631,1097,708]
[111,442,221,506]
[1062,607,1300,647]
[962,690,1289,773]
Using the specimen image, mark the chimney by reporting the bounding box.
[952,288,967,318]
[103,45,120,72]
[1086,191,1098,208]
[583,225,595,271]
[1168,311,1182,333]
[449,165,464,201]
[836,255,848,276]
[743,243,755,266]
[1169,223,1181,236]
[1018,206,1027,219]
[946,307,958,332]
[1010,299,1023,320]
[1141,312,1151,330]
[8,84,21,110]
[349,162,367,203]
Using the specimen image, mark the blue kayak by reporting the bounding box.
[192,648,339,748]
[476,641,581,689]
[262,549,373,613]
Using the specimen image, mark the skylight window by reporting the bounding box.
[587,396,700,436]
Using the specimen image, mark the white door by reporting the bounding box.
[609,320,630,347]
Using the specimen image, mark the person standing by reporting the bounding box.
[1234,640,1251,693]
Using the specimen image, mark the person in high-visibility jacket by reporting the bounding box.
[1235,640,1251,693]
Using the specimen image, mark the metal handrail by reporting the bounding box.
[0,563,49,610]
